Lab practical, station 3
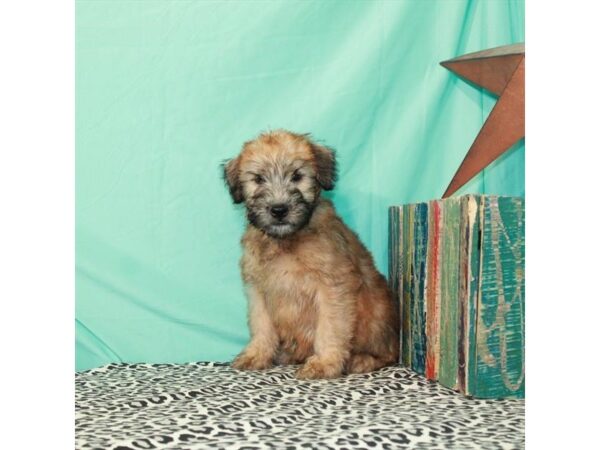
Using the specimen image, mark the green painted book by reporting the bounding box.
[438,197,461,390]
[388,206,402,362]
[458,195,481,395]
[401,204,413,368]
[468,196,525,398]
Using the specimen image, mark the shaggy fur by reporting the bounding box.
[223,130,398,379]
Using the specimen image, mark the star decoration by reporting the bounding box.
[441,43,524,198]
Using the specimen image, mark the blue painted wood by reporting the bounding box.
[411,202,428,374]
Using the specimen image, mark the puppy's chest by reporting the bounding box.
[242,239,317,297]
[243,240,318,338]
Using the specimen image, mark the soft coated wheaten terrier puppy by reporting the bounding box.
[223,130,398,379]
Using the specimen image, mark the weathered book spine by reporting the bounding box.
[401,204,413,368]
[465,195,482,396]
[425,200,442,380]
[438,197,461,390]
[411,202,428,374]
[472,196,525,398]
[458,195,481,394]
[388,207,398,304]
[398,206,404,363]
[388,206,402,362]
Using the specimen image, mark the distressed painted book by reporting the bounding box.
[438,197,461,390]
[469,196,525,398]
[458,195,480,395]
[388,195,525,399]
[401,204,413,368]
[411,202,428,374]
[425,200,442,380]
[388,206,402,362]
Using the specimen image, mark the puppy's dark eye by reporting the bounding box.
[291,171,303,182]
[254,174,265,184]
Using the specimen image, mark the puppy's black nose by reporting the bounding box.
[270,204,289,219]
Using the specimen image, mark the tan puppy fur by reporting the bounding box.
[223,130,398,379]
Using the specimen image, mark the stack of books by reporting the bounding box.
[388,195,524,399]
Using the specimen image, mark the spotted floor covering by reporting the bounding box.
[75,362,524,449]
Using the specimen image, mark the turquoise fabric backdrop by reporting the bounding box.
[76,0,525,371]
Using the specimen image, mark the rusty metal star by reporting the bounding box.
[441,43,524,198]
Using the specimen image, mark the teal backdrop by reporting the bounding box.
[76,0,525,371]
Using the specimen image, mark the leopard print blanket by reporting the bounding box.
[75,362,524,449]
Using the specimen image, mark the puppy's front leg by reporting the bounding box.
[296,288,355,379]
[232,286,278,371]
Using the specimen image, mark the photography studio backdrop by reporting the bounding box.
[76,0,525,371]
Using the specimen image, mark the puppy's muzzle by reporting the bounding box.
[269,204,289,220]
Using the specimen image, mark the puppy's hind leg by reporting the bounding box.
[232,286,278,371]
[348,320,399,374]
[347,353,396,374]
[348,284,399,375]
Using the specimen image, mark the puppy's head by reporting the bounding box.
[223,130,337,238]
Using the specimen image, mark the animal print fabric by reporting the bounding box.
[75,362,524,449]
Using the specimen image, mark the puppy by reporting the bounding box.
[223,130,398,379]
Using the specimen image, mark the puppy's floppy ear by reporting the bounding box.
[221,157,244,203]
[310,143,337,191]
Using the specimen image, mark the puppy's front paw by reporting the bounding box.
[296,356,342,380]
[231,350,272,371]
